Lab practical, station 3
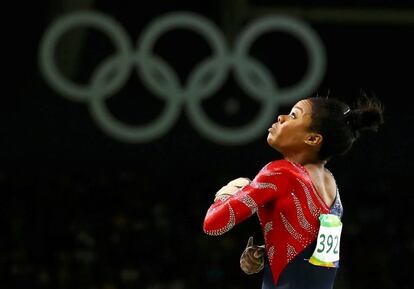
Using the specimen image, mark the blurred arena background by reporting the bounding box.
[4,0,414,289]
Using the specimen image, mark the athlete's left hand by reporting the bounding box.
[214,177,251,202]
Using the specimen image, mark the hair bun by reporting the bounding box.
[345,97,384,135]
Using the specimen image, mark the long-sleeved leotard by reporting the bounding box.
[203,159,342,286]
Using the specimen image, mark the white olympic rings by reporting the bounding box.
[39,11,326,144]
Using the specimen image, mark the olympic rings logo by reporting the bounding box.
[39,11,326,144]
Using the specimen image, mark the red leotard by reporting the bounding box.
[203,160,331,285]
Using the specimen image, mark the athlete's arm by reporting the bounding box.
[203,167,288,236]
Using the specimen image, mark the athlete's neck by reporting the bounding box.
[283,153,325,168]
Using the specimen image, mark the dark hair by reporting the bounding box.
[309,94,384,161]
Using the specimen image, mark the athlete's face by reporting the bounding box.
[267,99,315,155]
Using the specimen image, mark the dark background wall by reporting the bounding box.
[4,1,414,289]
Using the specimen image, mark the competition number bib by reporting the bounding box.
[309,214,342,268]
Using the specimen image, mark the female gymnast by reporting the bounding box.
[203,95,384,289]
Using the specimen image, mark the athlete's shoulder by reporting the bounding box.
[260,159,294,174]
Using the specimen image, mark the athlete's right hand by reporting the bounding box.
[240,236,265,275]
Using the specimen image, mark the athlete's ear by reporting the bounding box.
[304,133,323,147]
